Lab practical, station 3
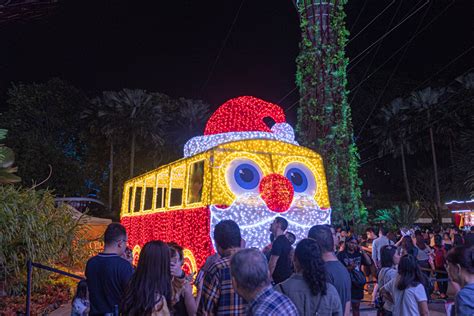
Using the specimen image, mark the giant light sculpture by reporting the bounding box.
[121,96,331,273]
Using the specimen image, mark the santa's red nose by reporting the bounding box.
[259,174,294,213]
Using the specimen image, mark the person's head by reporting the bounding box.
[340,230,347,238]
[381,245,400,268]
[214,220,241,256]
[308,225,334,254]
[103,223,128,255]
[401,235,414,249]
[270,217,288,235]
[446,246,474,287]
[366,227,376,239]
[345,236,358,253]
[434,234,443,247]
[122,240,171,315]
[294,239,327,296]
[396,254,427,290]
[378,225,388,237]
[73,280,88,301]
[443,232,451,240]
[231,248,270,300]
[285,232,296,245]
[168,242,184,266]
[453,234,464,247]
[338,240,345,252]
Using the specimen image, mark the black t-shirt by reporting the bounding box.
[85,253,134,315]
[270,235,292,284]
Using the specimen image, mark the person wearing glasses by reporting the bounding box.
[85,223,133,316]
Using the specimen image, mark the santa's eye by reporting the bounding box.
[226,159,263,194]
[234,164,260,189]
[284,163,316,195]
[286,168,308,192]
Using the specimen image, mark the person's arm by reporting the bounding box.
[371,240,378,265]
[268,255,279,279]
[344,301,351,316]
[197,268,220,316]
[269,237,283,280]
[183,282,198,316]
[418,301,429,316]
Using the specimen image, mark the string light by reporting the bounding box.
[121,96,332,271]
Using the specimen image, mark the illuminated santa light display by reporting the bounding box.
[121,96,331,273]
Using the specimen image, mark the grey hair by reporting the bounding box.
[230,248,270,292]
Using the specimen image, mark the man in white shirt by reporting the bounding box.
[372,226,393,269]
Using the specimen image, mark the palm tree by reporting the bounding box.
[82,96,122,211]
[175,98,211,145]
[411,87,445,210]
[106,89,165,177]
[372,98,414,204]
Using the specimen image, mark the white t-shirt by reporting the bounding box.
[384,278,427,316]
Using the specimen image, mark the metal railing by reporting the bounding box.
[25,259,84,316]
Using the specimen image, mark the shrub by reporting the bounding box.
[0,185,89,295]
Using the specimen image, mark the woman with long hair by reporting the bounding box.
[399,236,418,258]
[374,245,400,316]
[337,236,371,316]
[446,246,474,315]
[122,241,172,316]
[443,232,453,251]
[275,238,342,316]
[381,254,429,316]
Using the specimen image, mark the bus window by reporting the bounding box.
[128,186,133,213]
[187,160,204,204]
[144,177,154,211]
[155,171,168,209]
[169,165,185,207]
[134,186,142,212]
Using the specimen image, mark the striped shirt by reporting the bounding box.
[198,255,246,315]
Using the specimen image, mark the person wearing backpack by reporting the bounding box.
[337,236,371,316]
[381,254,429,316]
[374,245,400,316]
[433,235,448,299]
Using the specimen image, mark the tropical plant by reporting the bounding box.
[0,186,89,295]
[411,87,446,210]
[372,98,414,204]
[105,89,166,177]
[0,78,88,195]
[0,129,21,184]
[82,96,124,211]
[373,203,422,229]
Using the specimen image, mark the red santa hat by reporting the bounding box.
[184,96,298,157]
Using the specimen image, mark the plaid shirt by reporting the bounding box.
[198,255,247,315]
[246,286,298,316]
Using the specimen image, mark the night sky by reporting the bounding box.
[1,0,473,185]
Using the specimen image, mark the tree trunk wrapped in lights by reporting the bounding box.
[295,0,365,223]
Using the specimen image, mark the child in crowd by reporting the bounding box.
[71,280,89,316]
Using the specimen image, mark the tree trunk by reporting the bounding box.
[108,140,114,211]
[130,132,136,178]
[400,143,411,204]
[429,127,442,218]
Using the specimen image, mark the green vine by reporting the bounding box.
[295,0,366,225]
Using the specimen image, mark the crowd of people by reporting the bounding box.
[72,220,474,316]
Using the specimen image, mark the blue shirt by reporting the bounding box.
[246,286,298,316]
[85,253,133,315]
[456,283,474,316]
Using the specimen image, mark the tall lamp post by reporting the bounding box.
[294,0,365,224]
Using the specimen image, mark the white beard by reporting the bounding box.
[210,193,331,249]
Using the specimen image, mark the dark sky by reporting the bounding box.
[1,0,472,124]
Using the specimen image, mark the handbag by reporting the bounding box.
[350,269,366,288]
